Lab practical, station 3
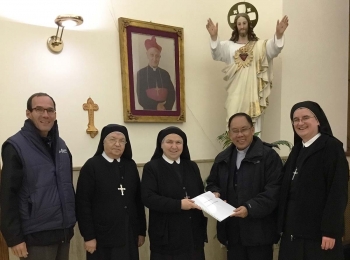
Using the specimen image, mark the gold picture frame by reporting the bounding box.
[118,17,185,123]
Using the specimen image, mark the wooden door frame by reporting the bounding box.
[0,164,9,260]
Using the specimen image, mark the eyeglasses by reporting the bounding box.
[230,127,252,135]
[106,139,127,146]
[292,116,315,125]
[32,106,56,115]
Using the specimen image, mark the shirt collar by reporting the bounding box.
[149,65,158,71]
[303,133,321,147]
[102,151,121,162]
[162,154,180,164]
[236,145,250,154]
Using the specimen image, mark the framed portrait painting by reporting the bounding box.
[118,17,185,123]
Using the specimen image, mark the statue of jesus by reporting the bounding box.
[206,13,289,131]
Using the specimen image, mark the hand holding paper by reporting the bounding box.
[181,198,201,210]
[192,191,236,222]
[231,206,248,218]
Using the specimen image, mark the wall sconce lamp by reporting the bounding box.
[47,14,84,53]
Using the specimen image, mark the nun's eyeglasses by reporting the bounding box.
[292,116,315,125]
[105,138,127,146]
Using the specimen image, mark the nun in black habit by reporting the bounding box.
[141,127,208,260]
[76,124,146,260]
[278,101,349,260]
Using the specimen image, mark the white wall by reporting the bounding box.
[262,0,349,155]
[0,0,348,166]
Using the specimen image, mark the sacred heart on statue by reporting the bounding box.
[234,42,255,69]
[239,53,248,61]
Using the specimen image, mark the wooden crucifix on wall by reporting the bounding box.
[83,97,99,138]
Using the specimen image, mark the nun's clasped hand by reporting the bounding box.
[181,198,201,210]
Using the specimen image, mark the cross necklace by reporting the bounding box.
[117,162,126,196]
[292,167,298,180]
[118,184,126,196]
[183,186,190,199]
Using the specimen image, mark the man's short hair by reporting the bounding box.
[27,92,56,111]
[228,112,254,128]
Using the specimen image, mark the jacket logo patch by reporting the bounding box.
[59,148,67,154]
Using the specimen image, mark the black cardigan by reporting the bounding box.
[76,156,146,247]
[278,134,349,239]
[141,158,207,255]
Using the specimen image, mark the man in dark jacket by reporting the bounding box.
[206,113,282,260]
[0,92,75,260]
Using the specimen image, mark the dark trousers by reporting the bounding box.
[278,233,344,260]
[20,242,70,260]
[227,243,273,260]
[86,245,139,260]
[150,248,205,260]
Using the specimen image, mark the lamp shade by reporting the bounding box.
[55,14,83,27]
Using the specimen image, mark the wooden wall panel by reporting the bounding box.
[0,164,9,260]
[343,180,350,245]
[0,232,9,260]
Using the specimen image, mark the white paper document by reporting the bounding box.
[192,191,236,222]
